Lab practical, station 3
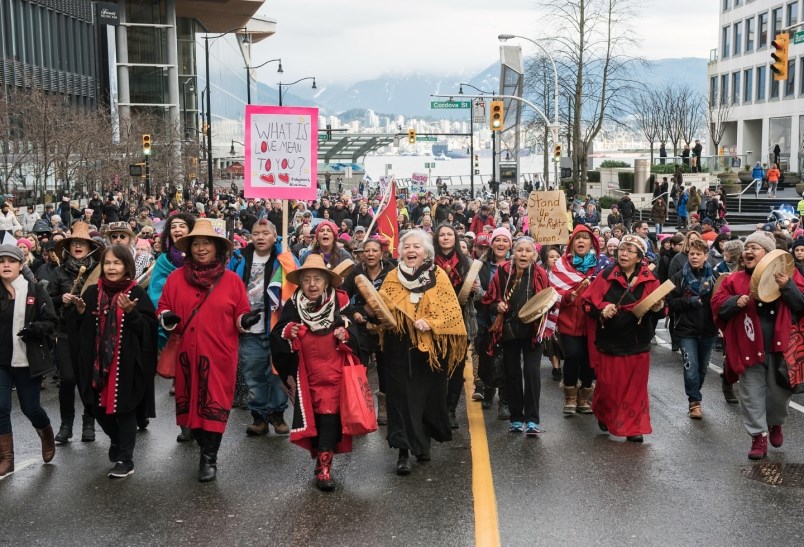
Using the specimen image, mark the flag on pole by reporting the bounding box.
[374,181,399,258]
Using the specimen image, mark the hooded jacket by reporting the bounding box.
[549,225,610,337]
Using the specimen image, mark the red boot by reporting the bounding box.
[768,425,784,448]
[0,433,14,477]
[315,450,335,491]
[748,434,768,460]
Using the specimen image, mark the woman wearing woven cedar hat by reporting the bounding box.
[581,234,664,442]
[377,229,467,475]
[156,219,256,482]
[49,221,102,443]
[481,237,550,436]
[106,221,148,278]
[270,254,360,491]
[73,245,157,478]
[549,224,610,416]
[711,231,804,460]
[299,220,352,268]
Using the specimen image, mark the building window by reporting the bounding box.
[744,68,753,102]
[772,8,782,37]
[723,0,730,11]
[758,12,769,48]
[721,74,729,104]
[722,26,731,58]
[771,76,780,99]
[800,58,804,95]
[785,59,796,97]
[732,72,741,104]
[788,2,799,26]
[711,76,718,107]
[734,22,743,56]
[757,65,767,100]
[746,17,755,52]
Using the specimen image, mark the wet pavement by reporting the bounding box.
[2,327,804,546]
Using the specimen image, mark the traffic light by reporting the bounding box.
[553,143,562,161]
[142,134,152,156]
[771,33,789,81]
[473,155,479,168]
[408,128,416,144]
[490,100,504,131]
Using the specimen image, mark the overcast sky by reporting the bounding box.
[253,1,719,86]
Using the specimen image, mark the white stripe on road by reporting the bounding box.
[653,330,804,415]
[0,458,38,480]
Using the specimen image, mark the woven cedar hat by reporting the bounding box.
[54,221,101,258]
[173,219,233,253]
[286,254,343,287]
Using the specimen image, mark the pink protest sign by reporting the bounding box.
[244,105,318,200]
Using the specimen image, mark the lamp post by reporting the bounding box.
[229,140,245,156]
[459,83,495,198]
[278,76,317,106]
[204,26,250,199]
[498,33,560,189]
[181,77,194,140]
[459,83,493,199]
[245,59,282,105]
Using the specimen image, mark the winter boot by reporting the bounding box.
[748,433,768,460]
[376,391,387,426]
[722,378,738,404]
[198,431,221,482]
[563,386,578,414]
[81,413,95,442]
[497,387,510,420]
[688,401,702,419]
[481,387,496,410]
[0,433,13,477]
[36,425,56,463]
[315,450,335,491]
[54,421,73,443]
[447,393,460,430]
[577,387,594,414]
[176,426,194,442]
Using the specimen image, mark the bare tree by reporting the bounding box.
[679,89,706,150]
[628,87,662,165]
[523,56,558,185]
[0,89,31,194]
[707,92,733,153]
[546,0,645,195]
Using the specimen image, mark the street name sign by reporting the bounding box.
[430,100,471,109]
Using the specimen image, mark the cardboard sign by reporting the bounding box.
[244,105,318,200]
[527,190,568,245]
[411,172,428,186]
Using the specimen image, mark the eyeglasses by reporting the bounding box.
[743,245,765,252]
[109,233,128,240]
[619,248,640,255]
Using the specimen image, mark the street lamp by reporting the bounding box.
[204,26,250,198]
[278,77,317,106]
[498,33,560,187]
[245,59,283,105]
[459,83,494,198]
[229,140,245,156]
[182,77,194,140]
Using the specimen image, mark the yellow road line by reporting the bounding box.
[463,362,501,547]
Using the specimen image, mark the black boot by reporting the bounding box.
[81,413,95,442]
[197,430,221,482]
[176,426,194,442]
[497,387,511,421]
[446,393,460,430]
[481,387,495,410]
[54,421,73,444]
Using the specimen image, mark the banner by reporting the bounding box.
[527,190,568,245]
[411,172,428,187]
[375,182,399,259]
[244,105,318,200]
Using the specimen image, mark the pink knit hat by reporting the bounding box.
[16,238,33,250]
[490,227,512,245]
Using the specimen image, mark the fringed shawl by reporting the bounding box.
[379,266,468,374]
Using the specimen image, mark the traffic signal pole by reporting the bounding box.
[469,105,474,199]
[145,154,151,197]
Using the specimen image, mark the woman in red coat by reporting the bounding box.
[582,235,664,442]
[157,220,256,482]
[271,254,360,491]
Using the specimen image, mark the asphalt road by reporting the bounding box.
[2,328,804,546]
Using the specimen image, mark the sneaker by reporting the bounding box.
[769,425,784,448]
[268,412,290,435]
[471,385,485,401]
[508,421,524,433]
[626,435,644,443]
[748,433,768,460]
[525,422,542,436]
[108,461,134,479]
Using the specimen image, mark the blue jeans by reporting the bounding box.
[0,366,50,435]
[679,336,716,402]
[239,333,288,421]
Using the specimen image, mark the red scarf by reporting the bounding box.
[93,278,136,413]
[435,252,463,288]
[183,258,226,289]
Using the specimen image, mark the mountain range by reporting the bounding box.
[253,57,708,120]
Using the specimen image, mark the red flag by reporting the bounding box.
[375,182,399,258]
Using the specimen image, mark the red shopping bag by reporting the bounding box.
[340,356,378,436]
[156,335,180,379]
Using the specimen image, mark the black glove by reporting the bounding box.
[241,310,261,330]
[17,328,36,343]
[161,311,181,327]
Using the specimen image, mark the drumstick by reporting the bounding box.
[69,266,87,296]
[572,278,590,297]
